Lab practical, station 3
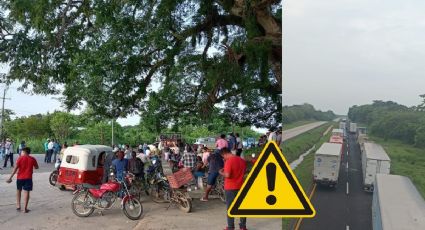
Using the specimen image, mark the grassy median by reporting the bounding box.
[281,123,334,230]
[370,137,425,198]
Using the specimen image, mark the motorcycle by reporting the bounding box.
[49,159,61,186]
[71,171,143,220]
[147,156,192,213]
[127,172,150,201]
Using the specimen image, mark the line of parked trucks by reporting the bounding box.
[313,119,425,230]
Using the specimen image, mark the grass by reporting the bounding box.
[282,124,331,163]
[369,136,425,198]
[281,123,335,230]
[283,120,317,130]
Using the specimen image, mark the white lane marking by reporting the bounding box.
[346,163,349,170]
[346,225,350,230]
[346,182,349,195]
[347,150,349,156]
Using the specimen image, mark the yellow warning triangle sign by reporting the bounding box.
[228,141,315,218]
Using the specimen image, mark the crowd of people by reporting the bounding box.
[108,132,249,230]
[258,126,283,147]
[2,130,280,228]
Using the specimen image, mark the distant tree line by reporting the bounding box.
[3,109,261,153]
[348,96,425,148]
[282,103,336,124]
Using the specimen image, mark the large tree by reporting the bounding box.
[0,0,281,127]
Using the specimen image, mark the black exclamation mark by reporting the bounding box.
[266,163,277,205]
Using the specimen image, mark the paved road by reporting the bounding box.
[0,161,281,230]
[300,133,372,230]
[0,122,329,230]
[282,121,327,141]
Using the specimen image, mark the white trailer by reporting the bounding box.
[331,128,344,138]
[372,174,425,230]
[349,122,357,134]
[339,122,346,130]
[362,143,390,191]
[313,143,342,187]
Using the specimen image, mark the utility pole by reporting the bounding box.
[111,119,114,147]
[0,85,11,162]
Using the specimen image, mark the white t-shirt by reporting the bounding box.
[268,132,277,142]
[48,141,54,150]
[236,137,243,149]
[124,149,132,159]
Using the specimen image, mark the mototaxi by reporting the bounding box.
[57,145,113,190]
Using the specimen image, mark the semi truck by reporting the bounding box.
[313,142,342,187]
[349,122,357,134]
[372,174,425,230]
[361,143,391,191]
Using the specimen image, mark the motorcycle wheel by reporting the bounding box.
[150,184,168,203]
[122,197,144,220]
[49,170,58,186]
[174,190,192,213]
[71,191,95,217]
[217,188,226,203]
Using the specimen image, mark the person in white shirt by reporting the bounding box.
[47,140,54,163]
[124,145,132,159]
[3,138,15,168]
[276,127,283,147]
[235,133,243,157]
[268,128,277,142]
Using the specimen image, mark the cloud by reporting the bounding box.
[283,0,425,114]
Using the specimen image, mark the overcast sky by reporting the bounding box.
[283,0,425,114]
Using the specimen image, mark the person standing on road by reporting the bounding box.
[235,133,243,157]
[3,138,15,168]
[228,133,237,154]
[43,139,49,163]
[200,147,224,202]
[181,145,197,190]
[276,127,283,147]
[219,147,247,230]
[128,151,144,179]
[18,141,26,156]
[6,147,39,213]
[124,144,132,159]
[47,139,54,163]
[53,140,61,163]
[112,151,128,181]
[201,147,210,165]
[216,134,228,152]
[268,128,277,142]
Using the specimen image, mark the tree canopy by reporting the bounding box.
[348,98,425,148]
[0,0,282,128]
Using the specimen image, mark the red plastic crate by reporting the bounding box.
[167,169,194,189]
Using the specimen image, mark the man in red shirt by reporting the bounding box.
[6,147,39,213]
[219,148,247,230]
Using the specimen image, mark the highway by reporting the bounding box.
[300,133,372,230]
[282,121,327,141]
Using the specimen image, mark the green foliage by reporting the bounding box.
[414,125,425,148]
[371,137,425,198]
[5,113,52,140]
[0,0,282,128]
[50,112,77,141]
[282,104,336,125]
[348,99,425,147]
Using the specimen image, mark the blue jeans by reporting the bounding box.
[226,189,246,229]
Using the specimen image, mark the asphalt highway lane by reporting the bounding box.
[300,133,372,230]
